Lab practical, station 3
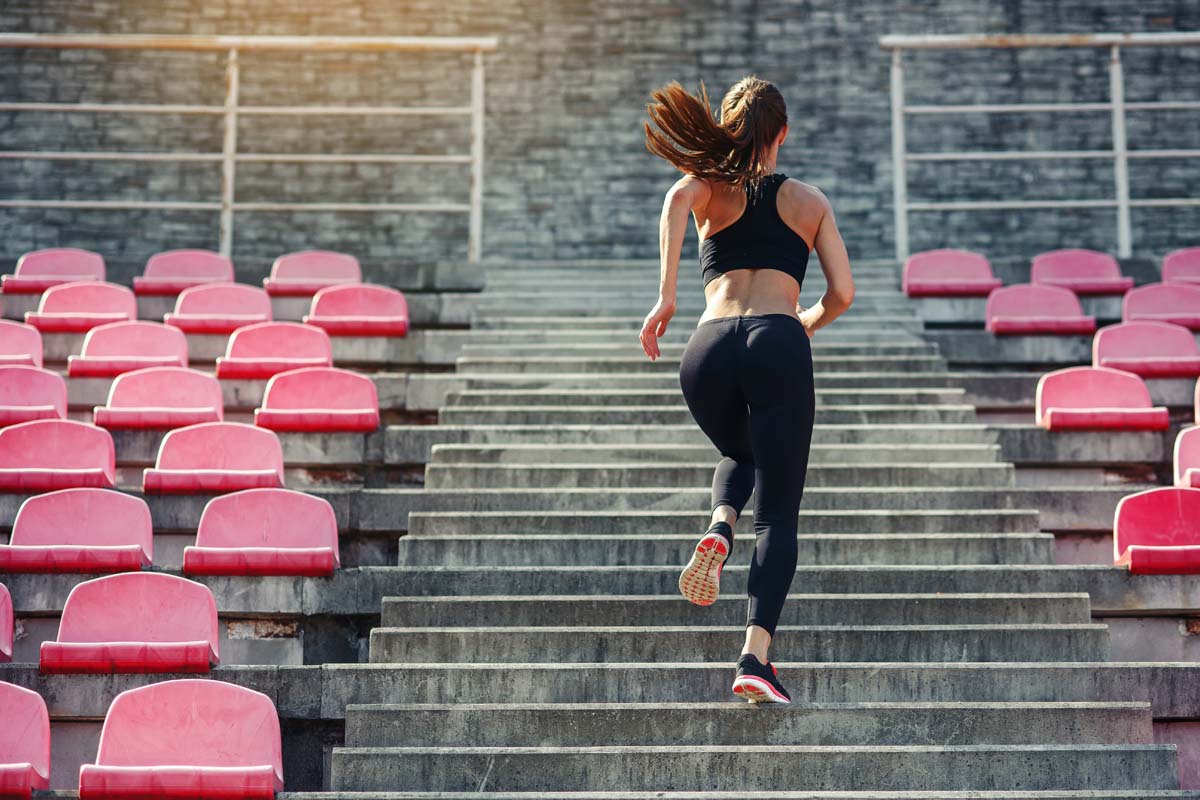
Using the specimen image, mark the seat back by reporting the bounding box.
[0,320,42,366]
[174,282,272,317]
[197,488,339,553]
[14,247,105,281]
[155,421,283,472]
[262,367,378,411]
[106,367,223,415]
[1163,247,1200,284]
[80,320,189,362]
[143,249,234,282]
[0,419,115,471]
[58,572,216,646]
[11,488,153,554]
[270,250,361,283]
[1123,282,1200,319]
[0,683,50,781]
[986,283,1084,320]
[1094,321,1198,364]
[224,321,332,362]
[901,249,993,288]
[0,582,10,661]
[1114,487,1200,553]
[0,365,66,416]
[96,679,282,777]
[36,281,136,317]
[1176,427,1200,487]
[309,283,408,317]
[1031,248,1122,283]
[1036,366,1152,416]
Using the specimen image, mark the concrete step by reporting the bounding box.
[471,315,925,330]
[454,355,948,374]
[442,388,966,406]
[458,342,938,357]
[443,328,927,345]
[422,462,1015,490]
[329,744,1174,792]
[289,792,1200,800]
[393,532,1053,567]
[379,592,1090,627]
[437,405,977,426]
[366,624,1110,663]
[427,443,1004,464]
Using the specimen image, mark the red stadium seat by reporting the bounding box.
[0,488,153,573]
[1093,321,1200,378]
[1196,379,1199,424]
[133,249,235,295]
[0,583,11,662]
[78,679,283,799]
[255,367,380,433]
[2,247,105,294]
[25,281,136,333]
[41,573,218,673]
[1030,249,1134,295]
[1122,282,1200,330]
[0,683,50,794]
[263,249,361,296]
[1176,427,1200,489]
[0,365,66,427]
[0,419,116,491]
[215,321,332,380]
[901,249,1002,297]
[67,321,188,378]
[143,422,284,494]
[94,367,223,429]
[184,488,340,576]
[303,283,410,336]
[984,284,1096,335]
[164,282,272,335]
[1035,366,1169,431]
[1114,486,1200,573]
[1163,247,1200,285]
[0,319,42,367]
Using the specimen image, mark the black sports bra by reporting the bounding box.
[698,173,811,290]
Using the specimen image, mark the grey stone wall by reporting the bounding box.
[0,1,1197,284]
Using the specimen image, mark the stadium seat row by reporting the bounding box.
[1035,369,1196,433]
[985,282,1200,334]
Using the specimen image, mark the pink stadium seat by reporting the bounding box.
[303,283,410,336]
[25,281,136,333]
[184,488,340,576]
[1176,427,1200,489]
[263,249,361,296]
[0,683,51,795]
[1035,366,1169,432]
[0,365,66,427]
[78,679,283,799]
[0,488,153,573]
[255,367,380,433]
[984,284,1096,335]
[1093,321,1200,379]
[94,367,223,429]
[67,321,188,378]
[0,582,10,662]
[215,321,332,380]
[1163,247,1200,285]
[2,247,105,294]
[143,422,284,494]
[0,319,42,367]
[164,282,272,335]
[1113,487,1200,574]
[41,573,218,673]
[1196,379,1199,424]
[1122,282,1200,330]
[133,249,235,295]
[1030,249,1134,295]
[0,419,116,491]
[901,249,1002,297]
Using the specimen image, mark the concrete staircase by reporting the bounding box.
[323,260,1199,797]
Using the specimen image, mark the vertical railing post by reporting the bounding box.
[218,47,240,258]
[1108,44,1132,258]
[468,48,485,263]
[889,48,910,263]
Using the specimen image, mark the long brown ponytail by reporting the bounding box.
[644,76,788,189]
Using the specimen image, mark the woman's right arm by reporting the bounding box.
[798,189,854,336]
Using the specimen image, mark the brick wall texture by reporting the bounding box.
[0,1,1197,282]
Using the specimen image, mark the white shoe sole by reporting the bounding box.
[677,531,729,606]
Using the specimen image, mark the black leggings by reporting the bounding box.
[678,313,816,637]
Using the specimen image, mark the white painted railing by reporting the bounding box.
[0,33,499,261]
[879,31,1200,261]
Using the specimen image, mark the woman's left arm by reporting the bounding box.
[640,175,709,360]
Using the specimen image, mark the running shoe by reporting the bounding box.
[732,653,791,704]
[677,521,731,606]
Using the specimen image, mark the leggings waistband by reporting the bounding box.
[696,312,803,328]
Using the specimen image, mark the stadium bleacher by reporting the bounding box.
[1124,282,1200,329]
[1093,321,1200,378]
[303,283,410,337]
[1164,247,1200,285]
[67,320,189,378]
[214,321,332,379]
[0,582,10,662]
[24,281,137,334]
[0,488,152,573]
[0,365,66,426]
[0,682,49,793]
[0,248,104,294]
[1113,487,1200,574]
[164,282,273,335]
[0,419,116,491]
[263,249,361,296]
[1030,248,1135,294]
[132,249,235,296]
[985,283,1096,335]
[255,367,380,433]
[0,319,42,367]
[142,421,285,493]
[93,367,224,429]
